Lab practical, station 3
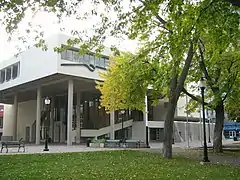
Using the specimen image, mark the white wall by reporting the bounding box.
[131,121,146,140]
[56,34,108,81]
[17,100,37,141]
[0,35,60,91]
[153,101,167,121]
[174,121,214,141]
[2,104,14,136]
[58,60,105,81]
[176,95,200,118]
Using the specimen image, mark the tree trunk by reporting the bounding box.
[163,74,178,159]
[213,101,224,153]
[163,99,177,158]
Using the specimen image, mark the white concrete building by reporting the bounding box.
[0,34,213,145]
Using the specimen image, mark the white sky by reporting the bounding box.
[0,2,138,62]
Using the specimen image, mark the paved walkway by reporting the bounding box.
[0,145,119,155]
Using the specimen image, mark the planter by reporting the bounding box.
[89,143,105,148]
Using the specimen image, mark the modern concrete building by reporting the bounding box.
[0,34,214,145]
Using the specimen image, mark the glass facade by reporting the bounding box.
[52,92,110,130]
[61,49,109,69]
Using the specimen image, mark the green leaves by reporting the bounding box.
[96,52,152,112]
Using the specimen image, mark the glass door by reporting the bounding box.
[229,131,236,138]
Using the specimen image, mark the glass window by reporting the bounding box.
[99,57,105,68]
[67,50,73,61]
[0,70,5,83]
[89,55,95,65]
[89,101,94,107]
[6,67,11,81]
[61,50,68,60]
[12,63,19,79]
[72,51,79,62]
[83,54,90,64]
[105,58,109,68]
[95,57,100,66]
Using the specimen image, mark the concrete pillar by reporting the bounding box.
[36,87,41,145]
[13,94,18,140]
[67,79,74,145]
[110,111,115,139]
[76,91,81,144]
[50,96,55,142]
[143,95,149,146]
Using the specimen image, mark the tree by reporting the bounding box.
[184,49,240,152]
[1,0,239,158]
[225,78,240,122]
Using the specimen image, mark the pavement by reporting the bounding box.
[0,144,120,155]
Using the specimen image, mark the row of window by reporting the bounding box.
[0,62,20,84]
[61,50,109,69]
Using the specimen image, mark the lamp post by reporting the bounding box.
[207,109,211,143]
[199,77,210,162]
[120,110,125,141]
[43,97,50,151]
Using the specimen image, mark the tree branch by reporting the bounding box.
[198,43,219,93]
[222,72,238,102]
[175,39,196,97]
[138,0,170,32]
[182,87,212,108]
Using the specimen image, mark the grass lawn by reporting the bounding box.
[0,150,239,180]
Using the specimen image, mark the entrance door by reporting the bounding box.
[229,131,236,138]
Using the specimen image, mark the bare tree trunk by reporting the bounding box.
[213,101,224,153]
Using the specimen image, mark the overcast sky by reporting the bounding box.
[0,2,138,62]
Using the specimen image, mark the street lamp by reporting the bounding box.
[199,77,210,162]
[120,110,125,142]
[206,109,211,143]
[43,97,50,151]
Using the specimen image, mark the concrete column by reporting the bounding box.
[110,111,115,139]
[50,96,55,142]
[36,87,41,145]
[13,94,18,140]
[144,95,149,146]
[67,79,74,145]
[76,91,81,144]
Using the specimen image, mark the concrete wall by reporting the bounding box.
[0,36,59,91]
[17,100,37,141]
[2,104,14,136]
[174,121,214,141]
[152,101,167,121]
[131,121,146,140]
[176,95,200,118]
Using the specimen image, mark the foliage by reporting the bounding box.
[0,151,239,180]
[96,52,153,112]
[225,78,240,122]
[182,1,240,115]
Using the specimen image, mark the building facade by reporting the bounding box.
[0,34,214,144]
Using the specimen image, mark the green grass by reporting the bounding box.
[0,150,239,180]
